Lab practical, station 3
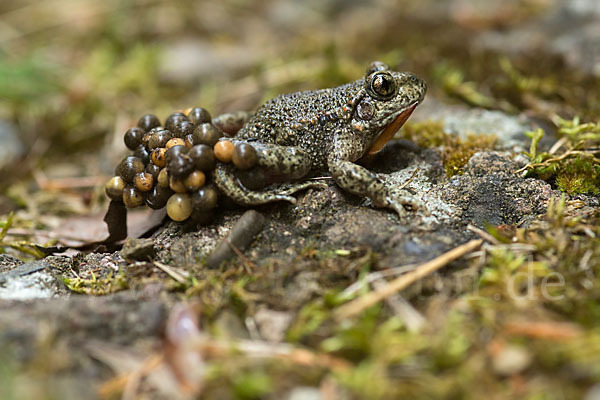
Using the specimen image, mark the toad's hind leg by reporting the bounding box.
[213,142,326,206]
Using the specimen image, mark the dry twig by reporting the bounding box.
[335,239,483,320]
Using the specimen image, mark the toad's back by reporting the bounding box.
[236,81,363,169]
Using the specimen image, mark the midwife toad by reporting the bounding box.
[213,61,427,216]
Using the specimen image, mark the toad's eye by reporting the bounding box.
[369,72,396,100]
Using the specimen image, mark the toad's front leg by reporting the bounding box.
[327,133,423,217]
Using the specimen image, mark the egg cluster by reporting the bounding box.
[104,108,259,223]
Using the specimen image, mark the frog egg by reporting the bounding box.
[236,167,267,190]
[166,137,186,149]
[191,186,218,211]
[148,129,173,150]
[187,107,212,125]
[184,134,194,148]
[137,114,161,132]
[141,132,152,150]
[173,120,195,138]
[213,140,234,163]
[134,172,154,192]
[123,186,145,208]
[164,112,188,133]
[133,144,150,165]
[193,123,223,147]
[105,176,126,201]
[145,162,161,181]
[184,170,206,191]
[188,144,215,171]
[116,156,145,183]
[124,127,145,150]
[157,168,170,188]
[232,142,258,170]
[212,111,249,136]
[169,176,188,193]
[166,152,194,178]
[166,144,189,159]
[151,148,167,168]
[166,193,193,221]
[145,184,173,210]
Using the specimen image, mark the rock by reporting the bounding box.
[205,210,266,268]
[412,99,536,151]
[286,387,322,400]
[442,152,554,226]
[491,344,533,376]
[121,238,156,262]
[0,121,25,172]
[584,383,600,400]
[0,260,60,301]
[253,306,293,342]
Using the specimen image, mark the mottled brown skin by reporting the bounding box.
[213,61,427,216]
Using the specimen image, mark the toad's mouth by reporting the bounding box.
[367,102,418,155]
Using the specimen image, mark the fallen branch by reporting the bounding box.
[334,239,483,320]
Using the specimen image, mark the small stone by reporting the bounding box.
[121,238,156,262]
[491,344,532,376]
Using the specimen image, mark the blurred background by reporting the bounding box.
[0,0,598,218]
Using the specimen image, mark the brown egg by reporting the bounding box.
[116,156,145,183]
[184,134,194,148]
[151,148,167,167]
[145,185,173,210]
[134,172,154,192]
[145,162,161,181]
[133,144,150,164]
[164,113,188,133]
[187,107,212,125]
[232,142,258,170]
[148,129,172,150]
[166,153,194,178]
[189,144,215,171]
[173,120,195,138]
[137,114,161,132]
[193,123,222,147]
[123,186,144,208]
[124,127,145,150]
[214,140,234,163]
[169,176,187,193]
[191,186,218,211]
[166,193,193,221]
[166,137,186,149]
[157,168,170,188]
[184,170,206,190]
[105,176,126,201]
[141,132,152,150]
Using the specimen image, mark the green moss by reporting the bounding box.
[399,120,447,148]
[399,121,498,177]
[432,61,497,109]
[62,269,128,295]
[555,156,600,194]
[444,133,497,177]
[521,119,600,194]
[233,371,272,400]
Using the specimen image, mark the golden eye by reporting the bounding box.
[369,72,396,99]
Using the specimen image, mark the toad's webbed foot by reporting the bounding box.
[328,158,423,217]
[213,142,325,206]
